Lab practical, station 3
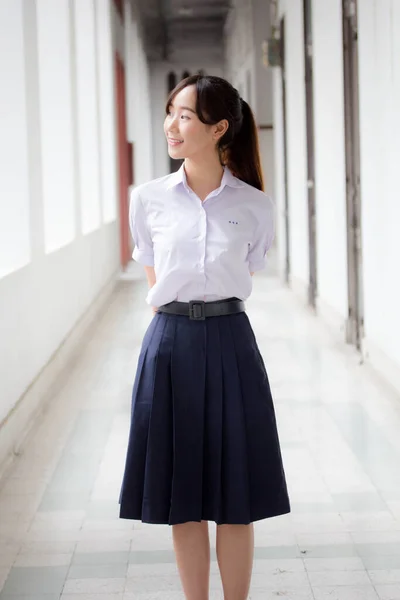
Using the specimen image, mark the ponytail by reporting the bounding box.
[224,100,265,191]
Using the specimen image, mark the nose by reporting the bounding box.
[166,113,179,133]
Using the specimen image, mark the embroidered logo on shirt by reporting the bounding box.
[228,220,239,225]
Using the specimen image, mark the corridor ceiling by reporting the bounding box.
[135,0,232,61]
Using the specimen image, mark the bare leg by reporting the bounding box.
[172,520,210,600]
[216,524,254,600]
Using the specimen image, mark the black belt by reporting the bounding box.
[157,297,245,321]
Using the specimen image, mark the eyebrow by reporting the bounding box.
[169,103,197,114]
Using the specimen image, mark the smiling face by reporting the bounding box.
[164,84,228,161]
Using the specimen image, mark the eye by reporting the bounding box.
[181,114,190,120]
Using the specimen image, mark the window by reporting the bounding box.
[0,0,30,278]
[97,0,117,223]
[36,0,75,252]
[74,0,101,234]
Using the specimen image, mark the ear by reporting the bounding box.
[213,119,229,141]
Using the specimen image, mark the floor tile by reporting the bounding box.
[254,545,301,559]
[312,585,379,599]
[3,269,400,598]
[72,552,130,566]
[333,492,390,512]
[62,578,126,594]
[81,519,133,532]
[249,570,310,589]
[19,541,76,555]
[123,594,185,600]
[248,591,314,600]
[0,567,11,593]
[129,550,176,565]
[296,533,353,546]
[0,595,60,600]
[124,575,182,593]
[304,557,365,571]
[352,532,400,544]
[0,556,16,569]
[299,543,358,558]
[62,595,123,600]
[251,558,305,573]
[38,492,91,512]
[1,566,68,594]
[363,556,400,570]
[34,510,87,523]
[127,564,178,578]
[14,554,73,567]
[308,569,370,586]
[375,584,400,599]
[340,511,400,532]
[356,543,400,557]
[67,564,128,579]
[369,570,400,584]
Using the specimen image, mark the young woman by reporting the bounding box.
[119,75,290,600]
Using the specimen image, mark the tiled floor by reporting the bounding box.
[1,262,400,599]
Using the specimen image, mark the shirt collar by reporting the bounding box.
[166,163,245,192]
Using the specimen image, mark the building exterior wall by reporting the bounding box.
[358,0,400,384]
[0,0,151,467]
[271,0,400,389]
[125,0,153,184]
[311,0,347,321]
[224,0,276,199]
[274,0,309,286]
[272,66,286,273]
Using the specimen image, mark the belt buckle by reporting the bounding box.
[189,300,206,320]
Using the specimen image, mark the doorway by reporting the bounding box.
[280,18,290,284]
[303,0,317,308]
[342,0,364,349]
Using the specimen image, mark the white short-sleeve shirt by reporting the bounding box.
[130,164,275,307]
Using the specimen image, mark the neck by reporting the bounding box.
[183,154,224,200]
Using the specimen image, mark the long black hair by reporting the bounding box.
[165,75,264,191]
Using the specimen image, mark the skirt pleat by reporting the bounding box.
[119,311,290,525]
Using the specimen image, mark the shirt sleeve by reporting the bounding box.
[129,187,154,267]
[247,197,275,272]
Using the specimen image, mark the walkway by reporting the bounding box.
[1,262,400,599]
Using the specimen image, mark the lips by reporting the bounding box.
[168,137,183,145]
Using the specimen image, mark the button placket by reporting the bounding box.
[196,204,207,270]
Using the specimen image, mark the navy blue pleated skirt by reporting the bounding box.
[119,308,290,525]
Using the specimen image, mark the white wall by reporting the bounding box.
[224,0,276,198]
[0,0,31,280]
[0,0,120,450]
[224,0,254,90]
[97,0,118,223]
[74,0,101,235]
[272,67,286,274]
[275,0,309,287]
[36,0,76,253]
[312,0,347,321]
[272,0,400,391]
[358,0,400,374]
[272,0,348,324]
[125,1,153,184]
